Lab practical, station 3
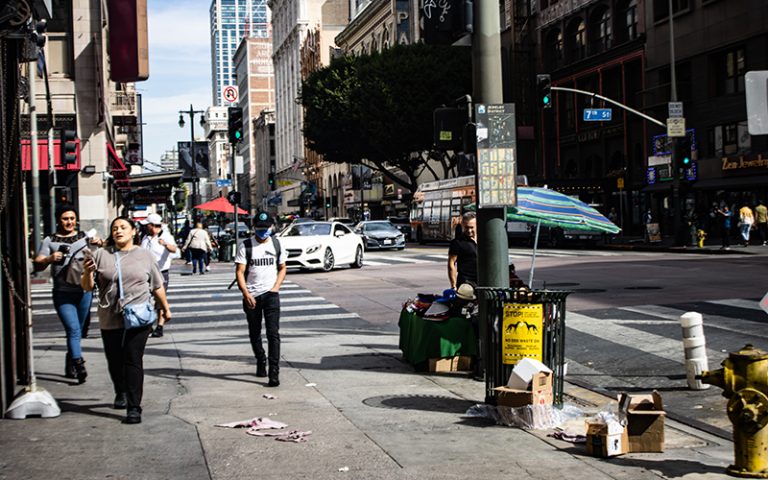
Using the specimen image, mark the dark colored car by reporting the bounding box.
[387,216,412,241]
[354,220,406,250]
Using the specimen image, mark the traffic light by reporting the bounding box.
[61,129,78,165]
[227,191,241,206]
[677,135,692,166]
[536,74,552,109]
[325,198,331,209]
[267,173,275,190]
[228,106,243,144]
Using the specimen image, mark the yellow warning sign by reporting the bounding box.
[502,303,544,364]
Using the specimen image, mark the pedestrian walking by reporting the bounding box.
[140,213,179,338]
[738,203,754,247]
[81,216,171,424]
[448,211,477,290]
[235,212,287,387]
[717,205,733,250]
[643,208,653,243]
[33,204,102,383]
[755,200,768,246]
[178,220,192,264]
[182,221,212,274]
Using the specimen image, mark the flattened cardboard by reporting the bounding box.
[623,391,666,453]
[494,372,553,408]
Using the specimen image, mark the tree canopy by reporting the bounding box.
[301,43,472,192]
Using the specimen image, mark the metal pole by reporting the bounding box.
[668,0,682,245]
[189,104,198,216]
[28,63,42,253]
[473,0,508,402]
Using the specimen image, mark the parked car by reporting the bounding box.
[276,221,364,271]
[387,216,412,241]
[225,221,250,238]
[354,220,406,250]
[207,225,224,239]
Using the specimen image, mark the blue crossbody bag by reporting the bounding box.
[116,251,157,329]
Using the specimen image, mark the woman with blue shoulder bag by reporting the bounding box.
[81,216,171,425]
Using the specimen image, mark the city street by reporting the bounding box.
[2,245,764,479]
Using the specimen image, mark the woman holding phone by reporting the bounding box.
[34,205,102,383]
[81,216,171,424]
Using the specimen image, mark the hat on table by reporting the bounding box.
[456,283,476,301]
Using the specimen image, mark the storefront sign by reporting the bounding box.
[721,154,768,171]
[501,303,544,364]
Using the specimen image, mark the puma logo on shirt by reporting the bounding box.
[248,257,275,267]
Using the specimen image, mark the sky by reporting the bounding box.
[140,0,212,170]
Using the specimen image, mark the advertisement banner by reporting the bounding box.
[178,141,210,180]
[501,303,544,364]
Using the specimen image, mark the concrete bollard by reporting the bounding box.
[679,312,710,390]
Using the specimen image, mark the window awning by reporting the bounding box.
[107,143,130,190]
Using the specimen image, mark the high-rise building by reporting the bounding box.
[209,0,270,106]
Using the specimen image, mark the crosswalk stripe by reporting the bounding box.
[365,256,431,264]
[566,311,723,364]
[706,298,762,311]
[618,304,768,339]
[363,260,389,266]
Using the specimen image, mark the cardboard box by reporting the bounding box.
[494,371,553,408]
[507,358,552,390]
[621,391,666,453]
[428,355,473,372]
[586,420,629,457]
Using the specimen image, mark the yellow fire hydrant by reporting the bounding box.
[700,344,768,478]
[697,229,707,248]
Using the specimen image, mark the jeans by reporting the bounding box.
[243,291,280,377]
[52,290,93,359]
[101,326,152,410]
[740,223,752,244]
[189,248,206,273]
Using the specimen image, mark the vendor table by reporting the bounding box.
[398,310,477,369]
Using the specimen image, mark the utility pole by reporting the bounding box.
[473,0,508,397]
[28,62,42,253]
[178,105,205,216]
[668,0,683,246]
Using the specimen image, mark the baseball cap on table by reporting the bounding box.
[140,213,163,225]
[253,211,274,229]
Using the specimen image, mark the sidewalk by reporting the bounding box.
[601,235,765,255]
[1,285,735,479]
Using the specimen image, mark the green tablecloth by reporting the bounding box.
[398,310,478,368]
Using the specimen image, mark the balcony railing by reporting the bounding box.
[110,91,136,114]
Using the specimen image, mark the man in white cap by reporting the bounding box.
[140,213,178,337]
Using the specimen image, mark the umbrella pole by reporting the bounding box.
[528,220,541,288]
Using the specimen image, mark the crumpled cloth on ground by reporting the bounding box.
[215,417,288,430]
[275,430,312,443]
[548,430,587,443]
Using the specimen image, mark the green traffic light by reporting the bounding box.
[543,96,550,105]
[683,157,691,165]
[235,131,242,139]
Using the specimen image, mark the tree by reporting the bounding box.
[301,43,472,192]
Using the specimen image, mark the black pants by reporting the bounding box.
[101,326,152,411]
[243,291,280,378]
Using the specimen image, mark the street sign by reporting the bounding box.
[746,71,768,135]
[222,85,239,104]
[216,179,232,187]
[475,103,517,208]
[583,108,612,121]
[760,291,768,315]
[667,117,686,137]
[617,177,624,189]
[668,102,684,118]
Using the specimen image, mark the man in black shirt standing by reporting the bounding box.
[448,212,478,289]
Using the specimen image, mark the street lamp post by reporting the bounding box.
[178,104,205,215]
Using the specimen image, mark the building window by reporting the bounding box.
[47,0,73,76]
[544,29,563,70]
[653,0,689,22]
[714,47,746,95]
[711,122,750,157]
[622,0,638,41]
[588,7,611,55]
[566,18,586,62]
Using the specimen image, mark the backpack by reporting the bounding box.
[228,236,282,290]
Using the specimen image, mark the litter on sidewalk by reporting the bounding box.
[215,416,288,430]
[216,416,312,443]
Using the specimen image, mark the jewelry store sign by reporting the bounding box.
[475,103,517,208]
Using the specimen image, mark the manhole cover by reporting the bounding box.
[624,286,663,290]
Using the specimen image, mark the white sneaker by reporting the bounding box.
[206,266,211,272]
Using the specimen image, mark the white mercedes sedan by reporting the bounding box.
[276,221,364,271]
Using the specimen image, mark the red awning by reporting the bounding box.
[21,139,81,171]
[107,143,130,189]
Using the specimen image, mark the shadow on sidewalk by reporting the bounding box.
[56,398,125,421]
[363,394,477,414]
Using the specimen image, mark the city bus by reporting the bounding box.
[410,176,476,243]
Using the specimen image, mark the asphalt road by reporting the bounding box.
[288,243,768,439]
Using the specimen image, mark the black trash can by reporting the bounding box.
[477,288,571,406]
[219,238,235,262]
